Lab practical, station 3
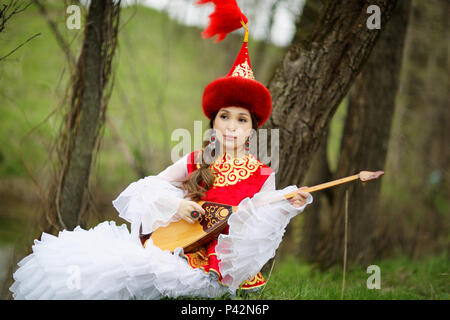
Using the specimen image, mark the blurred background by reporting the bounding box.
[0,0,448,299]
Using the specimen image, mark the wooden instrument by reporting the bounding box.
[140,201,237,252]
[140,170,384,253]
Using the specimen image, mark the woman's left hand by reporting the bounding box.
[288,186,310,208]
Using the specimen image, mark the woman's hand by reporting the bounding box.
[176,199,206,223]
[288,186,310,208]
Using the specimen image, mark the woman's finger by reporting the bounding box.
[188,201,204,214]
[182,214,195,224]
[293,201,303,207]
[299,191,309,198]
[194,203,205,215]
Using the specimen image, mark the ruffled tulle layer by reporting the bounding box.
[216,185,313,290]
[10,221,229,300]
[10,185,312,299]
[112,176,185,237]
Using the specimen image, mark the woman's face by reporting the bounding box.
[213,106,253,154]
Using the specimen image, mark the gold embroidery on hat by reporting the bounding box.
[231,59,255,80]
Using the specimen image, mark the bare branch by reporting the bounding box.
[0,32,41,61]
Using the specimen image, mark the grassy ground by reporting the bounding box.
[162,252,448,300]
[234,252,449,300]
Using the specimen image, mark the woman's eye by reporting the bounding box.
[239,118,247,122]
[220,114,228,119]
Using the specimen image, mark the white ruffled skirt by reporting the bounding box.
[9,185,312,300]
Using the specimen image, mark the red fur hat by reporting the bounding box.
[197,0,272,127]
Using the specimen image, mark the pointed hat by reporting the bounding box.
[197,0,272,127]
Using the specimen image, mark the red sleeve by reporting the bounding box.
[186,150,202,175]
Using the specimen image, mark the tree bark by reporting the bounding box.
[259,0,397,262]
[262,0,398,192]
[298,129,333,260]
[59,0,120,230]
[375,0,450,258]
[276,0,328,260]
[313,0,411,268]
[291,0,326,45]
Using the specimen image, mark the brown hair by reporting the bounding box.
[181,110,259,201]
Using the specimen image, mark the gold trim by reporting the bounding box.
[239,272,266,290]
[240,20,249,43]
[209,153,262,187]
[231,58,255,80]
[239,281,266,290]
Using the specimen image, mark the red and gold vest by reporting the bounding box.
[183,150,273,290]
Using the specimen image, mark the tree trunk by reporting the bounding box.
[298,129,333,260]
[58,0,120,230]
[259,1,398,262]
[291,0,326,45]
[276,0,328,260]
[314,0,411,269]
[375,0,450,258]
[262,0,398,191]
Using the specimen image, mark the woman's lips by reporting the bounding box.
[224,135,237,140]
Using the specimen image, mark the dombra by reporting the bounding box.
[140,200,237,253]
[139,170,385,253]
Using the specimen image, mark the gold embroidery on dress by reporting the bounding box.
[231,59,255,80]
[183,247,209,270]
[209,153,262,187]
[239,272,265,289]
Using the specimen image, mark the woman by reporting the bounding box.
[155,104,313,291]
[9,5,313,299]
[9,105,311,300]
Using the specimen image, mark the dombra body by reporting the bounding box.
[141,200,237,253]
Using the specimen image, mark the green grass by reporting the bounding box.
[160,252,448,300]
[234,252,449,300]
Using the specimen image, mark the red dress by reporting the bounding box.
[182,150,273,290]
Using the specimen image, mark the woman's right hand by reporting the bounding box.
[176,199,205,224]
